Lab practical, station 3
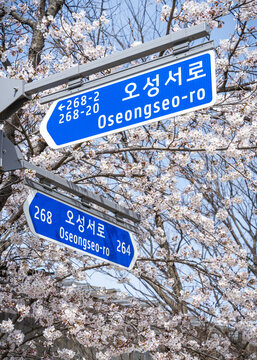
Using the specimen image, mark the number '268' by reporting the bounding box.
[34,206,52,224]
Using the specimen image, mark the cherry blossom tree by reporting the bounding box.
[0,0,256,359]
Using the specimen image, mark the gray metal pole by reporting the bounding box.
[0,130,140,224]
[40,40,214,104]
[22,159,140,223]
[23,177,139,234]
[0,23,210,120]
[24,23,210,95]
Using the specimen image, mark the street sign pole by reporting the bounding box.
[24,190,138,270]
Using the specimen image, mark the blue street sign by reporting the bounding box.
[23,191,138,270]
[40,50,216,149]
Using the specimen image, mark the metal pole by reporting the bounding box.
[24,23,210,95]
[0,130,140,224]
[22,160,140,223]
[24,177,139,234]
[40,40,214,104]
[0,23,210,120]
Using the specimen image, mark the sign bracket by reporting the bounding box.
[0,130,140,226]
[0,78,31,121]
[173,41,190,55]
[0,130,24,172]
[24,177,138,234]
[68,78,84,90]
[0,23,211,120]
[40,40,214,105]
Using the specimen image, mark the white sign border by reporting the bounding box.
[23,190,138,270]
[40,50,216,149]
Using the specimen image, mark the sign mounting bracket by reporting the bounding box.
[172,41,190,55]
[0,130,140,226]
[68,78,84,90]
[0,23,211,120]
[24,177,139,234]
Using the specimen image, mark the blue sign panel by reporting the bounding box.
[23,191,137,270]
[40,50,216,148]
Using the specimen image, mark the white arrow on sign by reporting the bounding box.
[58,104,65,111]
